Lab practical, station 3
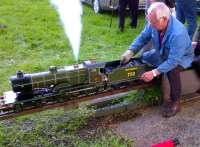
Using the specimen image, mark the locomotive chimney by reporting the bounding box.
[16,71,24,78]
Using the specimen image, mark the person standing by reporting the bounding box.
[121,2,194,117]
[118,0,139,32]
[176,0,197,40]
[192,26,200,56]
[192,26,200,78]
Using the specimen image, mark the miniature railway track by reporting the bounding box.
[0,80,159,120]
[1,78,200,120]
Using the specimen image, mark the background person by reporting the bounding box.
[121,2,194,117]
[191,26,200,77]
[118,0,139,32]
[176,0,197,40]
[192,25,200,56]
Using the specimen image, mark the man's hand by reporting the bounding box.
[121,50,134,64]
[141,71,154,82]
[141,69,160,82]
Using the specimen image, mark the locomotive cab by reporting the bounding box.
[103,58,147,83]
[83,58,148,85]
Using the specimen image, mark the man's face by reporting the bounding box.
[147,12,165,31]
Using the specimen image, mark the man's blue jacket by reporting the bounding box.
[129,15,194,73]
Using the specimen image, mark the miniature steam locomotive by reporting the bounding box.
[3,58,150,112]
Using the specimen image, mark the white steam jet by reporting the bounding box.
[50,0,82,61]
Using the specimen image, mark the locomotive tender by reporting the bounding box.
[2,58,150,112]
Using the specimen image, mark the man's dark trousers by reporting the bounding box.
[118,0,139,29]
[167,65,184,102]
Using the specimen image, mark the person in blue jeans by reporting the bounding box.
[121,2,194,117]
[176,0,197,40]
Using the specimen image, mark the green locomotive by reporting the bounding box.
[5,58,149,112]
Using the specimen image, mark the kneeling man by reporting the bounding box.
[121,2,194,117]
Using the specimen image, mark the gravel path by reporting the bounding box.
[113,100,200,147]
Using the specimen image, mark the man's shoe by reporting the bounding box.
[162,100,181,118]
[130,22,137,28]
[130,24,137,29]
[161,100,171,116]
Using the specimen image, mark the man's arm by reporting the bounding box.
[121,24,152,64]
[128,23,152,54]
[157,34,192,73]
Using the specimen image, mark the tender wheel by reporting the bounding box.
[52,83,71,93]
[13,103,23,113]
[56,91,66,103]
[93,0,101,13]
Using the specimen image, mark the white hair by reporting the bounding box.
[147,2,170,20]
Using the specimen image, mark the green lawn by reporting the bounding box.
[0,0,145,94]
[1,0,198,146]
[0,0,145,146]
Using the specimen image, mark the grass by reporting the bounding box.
[0,0,145,94]
[81,9,145,61]
[0,107,133,147]
[1,0,199,146]
[0,0,146,146]
[0,0,71,92]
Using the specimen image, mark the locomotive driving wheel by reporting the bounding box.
[57,91,66,103]
[52,83,71,93]
[52,83,71,103]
